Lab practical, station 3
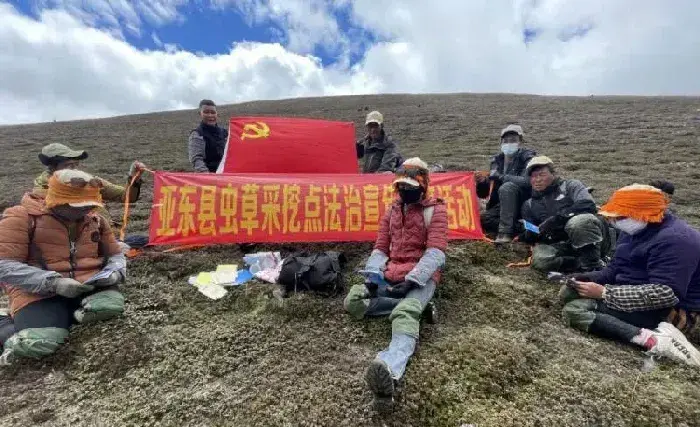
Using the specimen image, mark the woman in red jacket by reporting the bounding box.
[344,157,448,412]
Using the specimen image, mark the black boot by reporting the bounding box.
[577,244,605,272]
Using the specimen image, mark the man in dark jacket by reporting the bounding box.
[188,99,229,173]
[476,124,536,243]
[561,184,700,367]
[344,157,447,412]
[356,111,402,173]
[520,156,611,273]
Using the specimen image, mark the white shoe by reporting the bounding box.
[0,348,14,367]
[647,323,700,367]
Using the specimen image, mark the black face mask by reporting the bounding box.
[399,187,423,204]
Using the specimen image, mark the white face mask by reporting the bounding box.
[501,143,519,156]
[613,218,648,235]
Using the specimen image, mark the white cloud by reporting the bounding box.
[0,3,372,124]
[1,0,699,125]
[29,0,187,36]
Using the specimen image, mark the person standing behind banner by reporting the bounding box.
[34,143,145,226]
[356,111,403,173]
[188,99,229,173]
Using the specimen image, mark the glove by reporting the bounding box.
[488,171,503,182]
[364,280,378,298]
[538,215,566,235]
[91,271,124,288]
[386,280,418,298]
[53,278,94,298]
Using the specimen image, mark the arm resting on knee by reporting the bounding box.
[604,284,679,312]
[0,259,60,295]
[405,248,445,287]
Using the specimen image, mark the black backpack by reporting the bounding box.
[278,251,347,295]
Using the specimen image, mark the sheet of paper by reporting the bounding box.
[188,274,228,300]
[83,267,119,285]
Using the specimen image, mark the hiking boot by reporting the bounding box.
[365,359,395,413]
[494,234,513,244]
[577,244,605,272]
[423,301,437,324]
[647,323,700,367]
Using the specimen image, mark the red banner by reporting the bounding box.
[218,117,358,174]
[148,172,484,246]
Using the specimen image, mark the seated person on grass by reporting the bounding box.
[561,184,700,367]
[0,170,127,366]
[344,157,447,412]
[520,156,613,273]
[476,124,536,243]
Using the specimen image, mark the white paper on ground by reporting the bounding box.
[187,276,228,300]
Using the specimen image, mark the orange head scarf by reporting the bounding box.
[45,169,103,209]
[599,184,669,223]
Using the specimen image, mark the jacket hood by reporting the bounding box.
[20,192,49,215]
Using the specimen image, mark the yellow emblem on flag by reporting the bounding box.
[241,122,271,140]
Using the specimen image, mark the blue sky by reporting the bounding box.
[10,0,377,66]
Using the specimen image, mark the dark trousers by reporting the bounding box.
[0,296,80,348]
[480,181,530,235]
[562,289,670,343]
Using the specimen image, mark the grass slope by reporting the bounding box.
[1,94,700,427]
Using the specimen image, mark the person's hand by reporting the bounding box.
[386,280,418,298]
[488,171,503,182]
[129,161,146,176]
[92,271,124,288]
[53,278,94,298]
[364,280,378,298]
[573,281,606,299]
[475,171,488,183]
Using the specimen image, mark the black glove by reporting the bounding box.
[364,280,378,298]
[386,280,418,298]
[538,215,567,236]
[356,142,365,158]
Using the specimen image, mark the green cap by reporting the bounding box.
[38,143,88,165]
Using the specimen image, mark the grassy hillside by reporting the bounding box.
[1,94,699,427]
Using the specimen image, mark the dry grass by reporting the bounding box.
[1,94,700,426]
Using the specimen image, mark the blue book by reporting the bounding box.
[522,220,540,234]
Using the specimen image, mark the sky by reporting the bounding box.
[1,0,699,125]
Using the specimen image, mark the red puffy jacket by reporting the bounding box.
[375,197,448,284]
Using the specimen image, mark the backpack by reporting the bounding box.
[278,251,347,295]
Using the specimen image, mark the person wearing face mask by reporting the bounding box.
[520,156,613,273]
[356,110,403,174]
[188,99,229,173]
[343,157,447,412]
[0,169,126,366]
[34,143,145,226]
[476,124,537,243]
[560,184,700,367]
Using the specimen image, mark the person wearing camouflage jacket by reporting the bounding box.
[33,143,144,225]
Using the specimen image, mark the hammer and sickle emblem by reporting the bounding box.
[240,122,271,140]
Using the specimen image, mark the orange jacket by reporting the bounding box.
[0,193,121,316]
